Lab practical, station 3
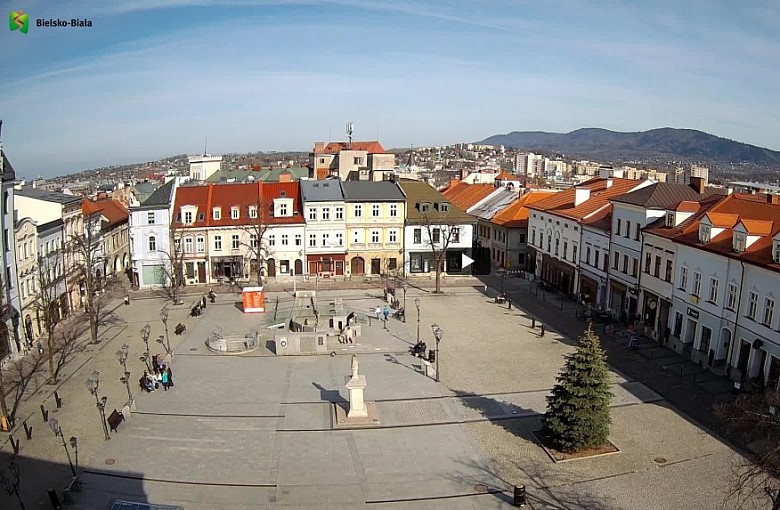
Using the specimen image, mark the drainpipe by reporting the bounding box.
[726,260,746,380]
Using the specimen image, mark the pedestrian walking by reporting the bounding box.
[166,366,174,388]
[124,294,130,305]
[383,305,390,321]
[374,306,382,320]
[161,366,170,391]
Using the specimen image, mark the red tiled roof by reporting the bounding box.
[173,182,303,228]
[82,199,128,227]
[494,170,521,182]
[675,201,700,212]
[492,191,556,228]
[315,141,385,154]
[527,178,646,221]
[581,205,612,231]
[739,219,773,236]
[442,182,496,211]
[705,212,739,228]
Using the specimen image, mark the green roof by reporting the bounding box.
[206,166,309,183]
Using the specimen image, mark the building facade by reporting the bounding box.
[129,179,178,288]
[300,180,347,276]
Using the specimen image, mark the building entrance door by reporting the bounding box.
[336,261,344,276]
[371,258,381,275]
[351,257,364,276]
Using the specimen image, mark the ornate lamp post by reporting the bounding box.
[414,297,421,344]
[85,371,110,440]
[69,436,79,470]
[48,418,77,477]
[139,324,152,372]
[431,323,444,383]
[0,458,25,510]
[159,306,171,355]
[116,344,133,402]
[401,283,408,323]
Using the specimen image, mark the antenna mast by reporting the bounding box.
[346,122,354,150]
[204,137,208,156]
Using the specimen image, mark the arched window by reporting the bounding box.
[149,236,157,251]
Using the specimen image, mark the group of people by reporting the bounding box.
[139,355,175,392]
[374,305,391,321]
[411,339,427,358]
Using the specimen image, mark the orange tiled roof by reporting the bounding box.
[495,170,521,181]
[675,201,701,213]
[527,178,645,221]
[82,199,128,227]
[492,191,556,228]
[442,182,496,211]
[705,212,739,228]
[739,219,774,236]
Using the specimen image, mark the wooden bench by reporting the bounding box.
[107,409,124,432]
[175,323,186,335]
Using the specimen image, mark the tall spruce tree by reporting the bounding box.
[541,326,613,452]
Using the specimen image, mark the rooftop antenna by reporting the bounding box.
[204,137,208,156]
[346,122,354,150]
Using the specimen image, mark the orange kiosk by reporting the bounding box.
[241,286,266,313]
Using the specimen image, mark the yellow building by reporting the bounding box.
[342,181,406,276]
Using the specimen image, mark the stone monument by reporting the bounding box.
[345,354,368,418]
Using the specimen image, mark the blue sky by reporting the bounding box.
[1,0,779,177]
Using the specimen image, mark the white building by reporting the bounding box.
[189,154,222,181]
[300,179,347,276]
[129,179,179,288]
[578,209,612,308]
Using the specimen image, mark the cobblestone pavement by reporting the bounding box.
[0,281,763,509]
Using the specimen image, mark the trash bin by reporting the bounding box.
[428,350,436,364]
[513,484,526,506]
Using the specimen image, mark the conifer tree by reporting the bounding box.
[541,326,613,452]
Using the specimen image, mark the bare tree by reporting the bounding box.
[241,198,272,285]
[158,224,186,304]
[68,214,103,344]
[717,387,780,510]
[32,254,64,382]
[51,323,88,380]
[4,350,46,424]
[419,207,466,294]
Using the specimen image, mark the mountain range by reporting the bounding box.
[478,128,780,167]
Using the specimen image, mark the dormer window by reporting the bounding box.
[699,225,711,243]
[420,202,432,213]
[249,206,257,219]
[212,207,221,220]
[733,233,746,253]
[773,241,780,263]
[183,211,193,224]
[438,202,450,213]
[666,213,674,227]
[231,207,239,220]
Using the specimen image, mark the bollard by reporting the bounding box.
[507,298,511,310]
[41,404,49,423]
[531,317,536,329]
[55,391,63,408]
[48,487,62,509]
[10,434,20,455]
[23,421,32,440]
[513,484,527,506]
[540,323,545,337]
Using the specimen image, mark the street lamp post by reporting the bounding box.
[85,372,111,440]
[48,418,77,477]
[402,284,408,323]
[116,344,133,402]
[0,459,25,510]
[140,324,152,372]
[69,436,79,470]
[431,323,444,383]
[159,306,172,355]
[414,297,421,344]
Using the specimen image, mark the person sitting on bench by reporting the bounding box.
[139,371,155,392]
[411,340,427,357]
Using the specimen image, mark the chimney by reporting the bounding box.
[689,176,705,194]
[313,142,325,154]
[449,177,460,188]
[605,178,613,188]
[768,193,780,205]
[574,187,591,206]
[279,170,291,183]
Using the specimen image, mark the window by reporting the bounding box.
[268,235,275,246]
[371,230,380,243]
[617,218,622,236]
[322,208,330,220]
[763,297,775,327]
[196,237,205,252]
[699,225,710,243]
[388,258,397,270]
[309,208,317,221]
[699,326,712,352]
[279,203,288,216]
[432,228,441,243]
[390,204,398,217]
[184,211,193,224]
[626,221,631,238]
[231,207,239,220]
[634,224,640,241]
[281,234,289,246]
[184,237,193,253]
[734,234,746,253]
[420,202,431,213]
[545,234,550,251]
[309,233,317,247]
[322,233,330,246]
[726,283,738,311]
[410,253,424,273]
[249,206,257,218]
[622,254,629,273]
[295,234,302,246]
[573,244,578,262]
[198,212,205,221]
[250,234,258,249]
[372,204,380,217]
[653,256,661,278]
[555,237,560,256]
[644,253,652,273]
[147,212,155,225]
[354,205,362,217]
[439,202,449,213]
[747,291,758,319]
[214,236,222,251]
[613,252,619,270]
[414,228,421,244]
[593,249,599,268]
[452,227,460,243]
[389,230,398,243]
[708,278,719,303]
[148,236,157,251]
[231,235,240,250]
[353,230,361,244]
[679,267,688,290]
[335,207,344,220]
[665,260,673,282]
[632,258,638,277]
[774,242,780,263]
[693,272,702,296]
[666,213,674,227]
[213,208,221,220]
[335,233,343,246]
[518,233,526,243]
[563,241,568,260]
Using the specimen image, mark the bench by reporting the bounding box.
[175,323,186,335]
[107,409,124,432]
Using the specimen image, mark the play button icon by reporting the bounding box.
[462,253,475,269]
